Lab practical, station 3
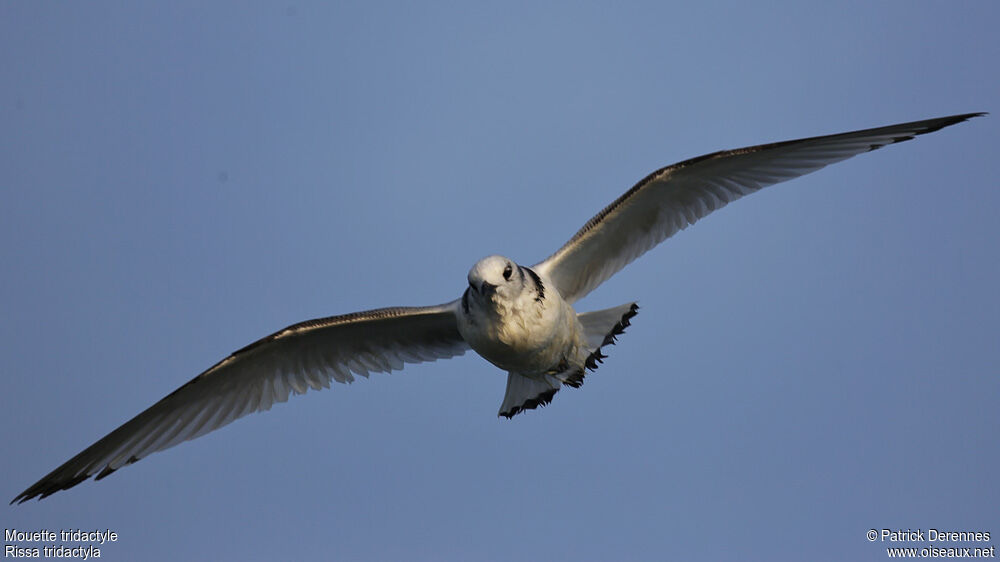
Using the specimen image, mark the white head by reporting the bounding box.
[466,255,524,308]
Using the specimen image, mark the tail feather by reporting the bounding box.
[579,302,639,350]
[497,302,638,418]
[498,373,561,419]
[577,302,638,380]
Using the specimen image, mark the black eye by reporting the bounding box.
[503,264,513,280]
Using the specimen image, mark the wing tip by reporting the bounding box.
[11,471,93,505]
[861,112,985,153]
[886,111,986,145]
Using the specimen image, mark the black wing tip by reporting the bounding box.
[11,471,93,505]
[11,454,142,504]
[921,112,987,126]
[844,111,989,152]
[935,111,987,125]
[871,112,987,150]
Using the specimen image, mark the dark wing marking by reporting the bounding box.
[522,266,545,303]
[534,113,984,303]
[13,302,468,503]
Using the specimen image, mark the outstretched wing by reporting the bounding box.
[534,113,984,303]
[13,302,468,503]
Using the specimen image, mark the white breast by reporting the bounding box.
[458,272,583,375]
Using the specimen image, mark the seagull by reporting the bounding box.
[12,113,983,503]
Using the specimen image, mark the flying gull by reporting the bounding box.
[12,112,983,503]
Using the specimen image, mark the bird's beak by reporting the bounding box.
[468,276,496,296]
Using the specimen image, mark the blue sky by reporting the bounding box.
[2,2,997,561]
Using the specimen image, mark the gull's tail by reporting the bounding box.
[497,303,638,418]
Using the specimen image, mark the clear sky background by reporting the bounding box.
[2,2,997,561]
